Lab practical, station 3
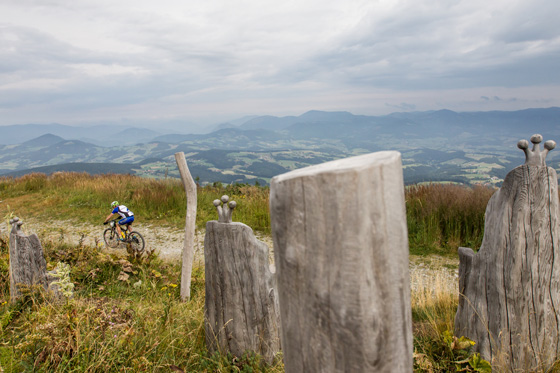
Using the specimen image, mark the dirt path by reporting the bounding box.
[9,218,457,293]
[15,218,273,264]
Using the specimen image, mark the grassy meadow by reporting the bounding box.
[0,172,270,235]
[0,172,492,255]
[0,172,499,371]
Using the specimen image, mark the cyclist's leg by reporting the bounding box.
[118,217,132,239]
[119,216,134,236]
[115,222,123,236]
[126,216,134,233]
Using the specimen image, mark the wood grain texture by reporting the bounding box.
[9,219,48,301]
[455,165,560,370]
[204,221,280,363]
[174,152,197,301]
[270,151,412,373]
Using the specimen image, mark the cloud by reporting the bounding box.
[0,0,559,126]
[479,95,521,104]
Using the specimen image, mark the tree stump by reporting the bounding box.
[270,151,412,372]
[455,134,560,370]
[9,217,49,302]
[204,196,280,363]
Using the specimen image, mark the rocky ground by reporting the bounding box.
[409,255,459,294]
[5,218,458,294]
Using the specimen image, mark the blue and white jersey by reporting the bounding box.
[112,205,134,219]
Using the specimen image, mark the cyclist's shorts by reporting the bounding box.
[119,216,134,225]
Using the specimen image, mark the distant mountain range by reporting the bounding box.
[0,108,558,185]
[0,124,162,147]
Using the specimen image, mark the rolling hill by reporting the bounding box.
[0,108,557,185]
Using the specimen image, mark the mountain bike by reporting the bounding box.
[103,219,145,256]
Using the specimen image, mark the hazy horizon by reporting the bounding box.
[1,106,559,133]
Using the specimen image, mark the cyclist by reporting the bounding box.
[104,201,134,240]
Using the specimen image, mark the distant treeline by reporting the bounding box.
[1,162,268,186]
[1,162,138,177]
[1,159,505,187]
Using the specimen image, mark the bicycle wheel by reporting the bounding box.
[128,231,145,254]
[103,228,119,248]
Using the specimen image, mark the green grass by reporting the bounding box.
[0,172,493,254]
[0,172,509,371]
[406,184,494,256]
[0,233,283,372]
[1,231,485,372]
[0,173,270,234]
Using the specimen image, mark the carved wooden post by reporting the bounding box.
[9,217,48,301]
[270,151,412,372]
[174,152,197,301]
[455,134,560,370]
[204,195,280,363]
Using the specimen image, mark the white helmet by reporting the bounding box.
[111,201,119,208]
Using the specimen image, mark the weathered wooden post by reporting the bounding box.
[270,151,412,372]
[9,217,48,301]
[174,152,197,301]
[9,217,71,302]
[204,195,280,363]
[455,134,560,370]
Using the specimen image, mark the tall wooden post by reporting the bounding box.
[270,151,412,372]
[174,152,197,301]
[455,134,560,370]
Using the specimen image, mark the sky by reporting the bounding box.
[1,0,559,129]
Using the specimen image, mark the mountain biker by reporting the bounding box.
[104,201,134,240]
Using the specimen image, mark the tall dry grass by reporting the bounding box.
[0,173,270,233]
[411,267,458,335]
[406,184,495,255]
[409,266,485,372]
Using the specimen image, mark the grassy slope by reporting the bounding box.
[0,173,270,234]
[0,173,503,371]
[0,238,282,372]
[1,172,493,255]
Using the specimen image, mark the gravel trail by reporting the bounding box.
[9,218,457,293]
[14,218,273,263]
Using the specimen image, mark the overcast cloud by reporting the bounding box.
[1,0,559,128]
